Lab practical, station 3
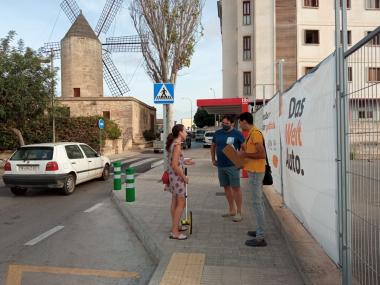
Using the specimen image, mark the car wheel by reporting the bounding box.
[10,187,27,196]
[61,174,76,195]
[154,149,159,153]
[101,164,110,181]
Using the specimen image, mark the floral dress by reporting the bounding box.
[164,142,186,197]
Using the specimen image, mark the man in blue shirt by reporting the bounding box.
[211,115,245,222]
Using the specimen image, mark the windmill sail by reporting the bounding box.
[102,52,130,96]
[41,42,61,59]
[95,0,123,36]
[103,35,148,53]
[60,0,80,23]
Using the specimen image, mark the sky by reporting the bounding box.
[0,0,222,121]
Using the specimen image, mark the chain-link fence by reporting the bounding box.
[344,27,380,285]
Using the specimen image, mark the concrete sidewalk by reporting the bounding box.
[112,148,305,285]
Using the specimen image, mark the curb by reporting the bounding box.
[263,186,342,285]
[111,192,164,285]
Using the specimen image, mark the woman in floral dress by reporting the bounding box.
[165,124,194,240]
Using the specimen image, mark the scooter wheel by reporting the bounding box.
[189,211,193,235]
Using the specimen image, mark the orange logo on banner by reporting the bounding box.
[272,155,279,168]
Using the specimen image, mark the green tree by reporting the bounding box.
[0,31,55,146]
[194,108,214,128]
[130,0,204,140]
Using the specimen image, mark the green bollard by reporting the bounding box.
[113,161,122,191]
[125,167,135,202]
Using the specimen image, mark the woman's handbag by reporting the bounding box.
[161,170,170,185]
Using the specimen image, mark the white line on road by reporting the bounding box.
[84,203,103,213]
[119,158,140,165]
[129,158,157,168]
[151,160,164,168]
[25,226,64,246]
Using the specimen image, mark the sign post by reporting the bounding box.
[154,83,174,170]
[98,118,105,155]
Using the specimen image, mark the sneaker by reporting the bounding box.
[221,212,236,217]
[232,213,243,222]
[247,231,256,237]
[245,238,267,247]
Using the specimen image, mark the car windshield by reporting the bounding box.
[10,147,54,161]
[205,132,214,137]
[196,130,205,135]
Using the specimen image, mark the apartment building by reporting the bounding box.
[218,0,380,99]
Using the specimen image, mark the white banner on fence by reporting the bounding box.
[279,54,339,263]
[262,95,282,193]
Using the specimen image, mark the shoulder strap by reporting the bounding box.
[257,130,269,166]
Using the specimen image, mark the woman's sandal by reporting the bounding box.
[169,233,187,240]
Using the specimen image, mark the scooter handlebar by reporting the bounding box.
[184,168,188,176]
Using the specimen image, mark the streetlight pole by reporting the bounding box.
[181,97,193,131]
[209,88,217,127]
[50,49,56,143]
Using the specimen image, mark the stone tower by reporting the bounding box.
[61,12,103,98]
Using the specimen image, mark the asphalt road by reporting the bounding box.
[0,153,166,285]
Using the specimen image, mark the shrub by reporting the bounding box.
[143,129,156,141]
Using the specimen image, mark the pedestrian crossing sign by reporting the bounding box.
[154,83,174,104]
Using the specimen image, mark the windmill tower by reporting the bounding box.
[42,0,147,97]
[61,12,103,98]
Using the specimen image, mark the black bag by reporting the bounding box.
[263,164,273,185]
[260,132,273,186]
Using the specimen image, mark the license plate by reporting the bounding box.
[19,165,38,171]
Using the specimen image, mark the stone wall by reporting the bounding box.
[58,97,156,151]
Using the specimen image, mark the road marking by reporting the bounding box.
[129,158,157,168]
[84,203,103,213]
[119,158,140,165]
[24,226,64,246]
[151,159,164,168]
[6,264,138,285]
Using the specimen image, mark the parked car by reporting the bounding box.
[182,131,192,149]
[203,131,215,148]
[195,130,206,142]
[2,142,110,196]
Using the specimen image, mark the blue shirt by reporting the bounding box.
[212,128,245,167]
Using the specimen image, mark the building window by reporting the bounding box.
[340,30,352,45]
[243,72,251,96]
[366,31,380,45]
[243,36,251,61]
[340,0,351,8]
[103,111,110,120]
[348,67,353,82]
[304,0,318,7]
[74,88,80,97]
[368,67,380,82]
[366,0,380,9]
[304,30,319,44]
[304,66,314,75]
[243,1,251,25]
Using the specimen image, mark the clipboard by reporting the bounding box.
[222,144,244,168]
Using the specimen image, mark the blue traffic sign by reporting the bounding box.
[98,119,105,129]
[154,83,174,104]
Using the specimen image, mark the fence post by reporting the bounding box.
[125,167,135,202]
[278,59,285,205]
[113,161,122,191]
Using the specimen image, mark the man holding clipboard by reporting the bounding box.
[238,112,267,247]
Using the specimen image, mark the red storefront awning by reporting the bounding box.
[197,98,265,115]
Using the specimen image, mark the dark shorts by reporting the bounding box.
[217,166,240,188]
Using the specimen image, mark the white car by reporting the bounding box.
[2,142,110,196]
[203,131,215,148]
